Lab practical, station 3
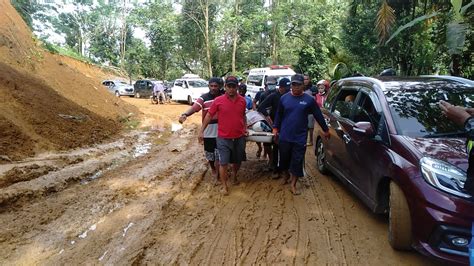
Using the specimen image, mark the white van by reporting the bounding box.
[246,65,296,98]
[171,75,209,105]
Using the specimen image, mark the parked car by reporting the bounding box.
[171,75,208,105]
[102,79,134,97]
[314,75,474,264]
[134,79,163,99]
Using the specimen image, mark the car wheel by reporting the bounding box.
[316,138,329,174]
[115,91,120,97]
[135,92,141,98]
[388,182,412,250]
[187,95,193,105]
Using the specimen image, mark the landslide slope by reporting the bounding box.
[0,0,138,160]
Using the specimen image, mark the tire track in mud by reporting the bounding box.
[0,126,208,264]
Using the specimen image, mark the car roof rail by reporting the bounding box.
[420,75,474,86]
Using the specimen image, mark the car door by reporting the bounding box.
[324,85,359,180]
[172,79,185,101]
[345,87,392,206]
[145,81,153,97]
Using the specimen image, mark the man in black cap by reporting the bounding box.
[179,77,223,183]
[258,77,291,178]
[273,74,330,195]
[199,76,248,195]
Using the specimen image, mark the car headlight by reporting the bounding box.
[420,157,471,199]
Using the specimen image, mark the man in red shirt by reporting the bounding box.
[199,76,247,195]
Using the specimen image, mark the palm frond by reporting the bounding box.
[375,0,395,45]
[385,11,439,45]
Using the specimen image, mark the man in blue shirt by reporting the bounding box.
[273,74,330,195]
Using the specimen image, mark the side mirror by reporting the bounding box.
[353,121,374,137]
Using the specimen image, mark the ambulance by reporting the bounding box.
[245,65,296,98]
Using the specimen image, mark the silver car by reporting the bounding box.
[102,80,134,97]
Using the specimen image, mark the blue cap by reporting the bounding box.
[278,78,291,88]
[291,74,305,84]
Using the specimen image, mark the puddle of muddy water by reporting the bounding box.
[98,250,108,261]
[171,123,183,132]
[122,222,134,237]
[132,132,153,158]
[78,223,97,239]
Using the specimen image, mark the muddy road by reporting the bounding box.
[0,98,434,265]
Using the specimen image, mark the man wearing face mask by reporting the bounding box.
[273,74,330,195]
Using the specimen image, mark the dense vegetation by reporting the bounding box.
[13,0,473,81]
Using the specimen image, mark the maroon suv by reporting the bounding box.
[314,76,474,264]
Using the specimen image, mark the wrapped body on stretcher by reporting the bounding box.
[246,110,274,143]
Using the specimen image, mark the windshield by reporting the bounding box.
[385,81,474,137]
[188,80,208,88]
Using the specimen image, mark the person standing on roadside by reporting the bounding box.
[273,74,330,195]
[304,74,317,146]
[199,76,247,195]
[179,77,223,183]
[258,77,291,178]
[315,79,330,108]
[439,100,474,195]
[238,84,253,110]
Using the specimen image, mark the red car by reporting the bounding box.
[314,76,474,264]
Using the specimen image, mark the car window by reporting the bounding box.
[324,83,340,109]
[331,89,358,119]
[354,92,382,130]
[247,75,263,86]
[385,82,474,137]
[175,80,183,87]
[188,80,208,88]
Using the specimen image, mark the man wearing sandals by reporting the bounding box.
[179,77,222,183]
[272,74,330,195]
[199,76,247,195]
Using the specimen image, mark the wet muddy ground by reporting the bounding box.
[0,98,435,265]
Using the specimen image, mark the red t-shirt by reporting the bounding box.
[208,94,246,138]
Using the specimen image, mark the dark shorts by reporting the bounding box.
[278,141,306,177]
[217,136,246,165]
[203,138,219,162]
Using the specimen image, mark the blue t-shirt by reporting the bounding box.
[273,93,328,144]
[245,96,252,110]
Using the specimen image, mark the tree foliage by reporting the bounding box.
[13,0,473,80]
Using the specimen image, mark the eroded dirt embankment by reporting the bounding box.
[0,99,434,265]
[0,1,137,160]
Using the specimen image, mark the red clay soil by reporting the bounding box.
[0,0,138,160]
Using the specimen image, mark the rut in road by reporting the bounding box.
[0,119,431,265]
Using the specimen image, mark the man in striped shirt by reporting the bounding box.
[179,77,223,183]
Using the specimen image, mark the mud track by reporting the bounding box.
[0,98,434,265]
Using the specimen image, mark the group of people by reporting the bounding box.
[179,74,330,195]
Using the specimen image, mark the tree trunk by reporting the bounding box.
[203,1,212,77]
[270,0,278,64]
[231,0,240,74]
[451,54,461,76]
[119,0,127,68]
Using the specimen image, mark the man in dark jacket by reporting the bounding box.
[258,78,290,178]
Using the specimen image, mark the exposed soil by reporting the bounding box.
[0,99,436,265]
[0,1,138,160]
